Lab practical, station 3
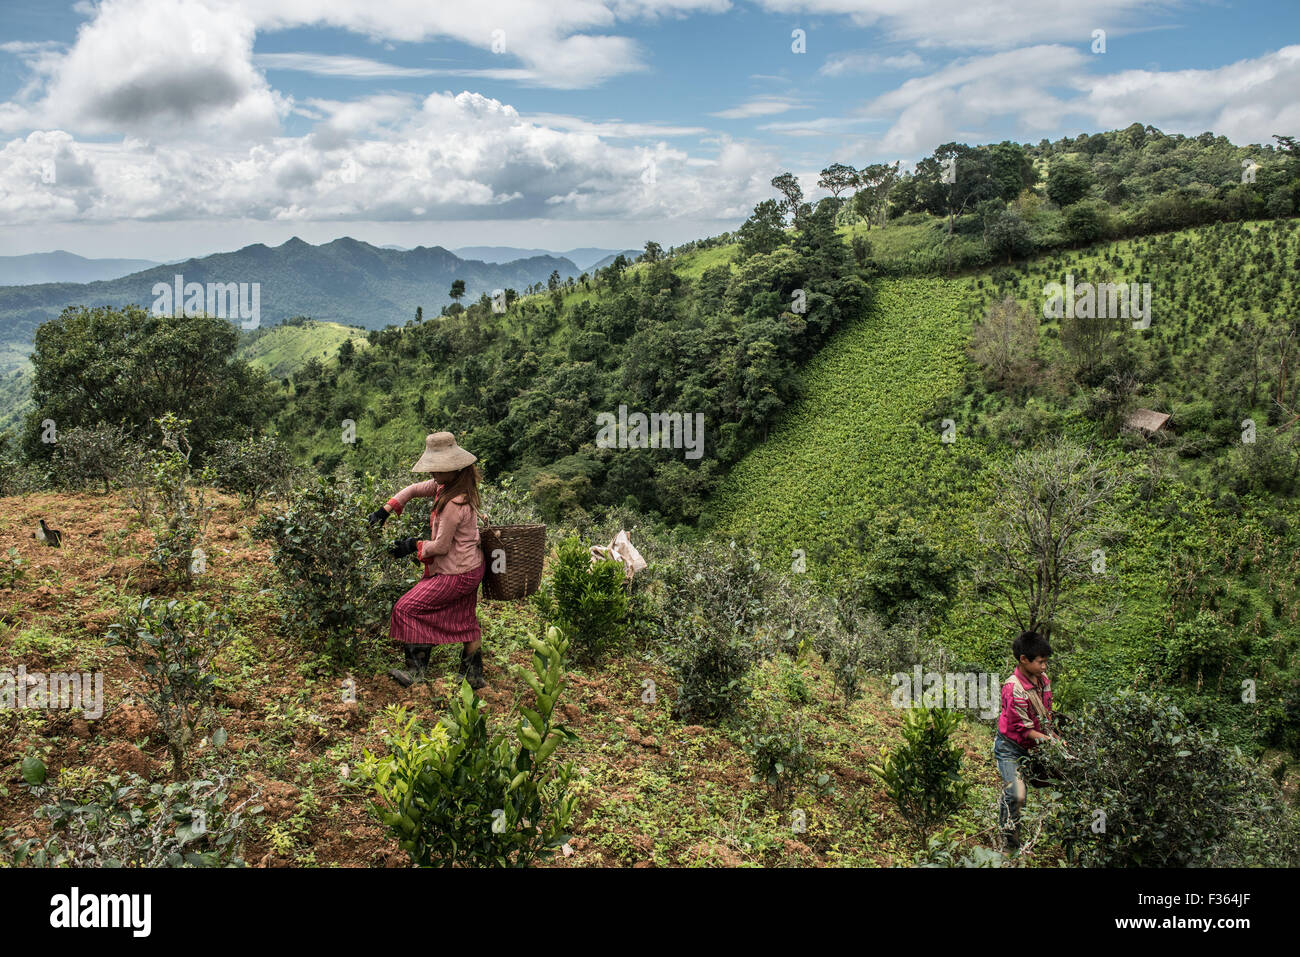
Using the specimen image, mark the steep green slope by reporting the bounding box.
[710,221,1300,750]
[237,320,370,381]
[710,276,980,573]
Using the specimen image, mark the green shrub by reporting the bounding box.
[914,826,1004,867]
[3,761,261,867]
[822,621,875,705]
[53,423,132,493]
[670,618,755,723]
[0,547,25,590]
[777,653,813,705]
[870,706,970,848]
[253,473,410,669]
[1160,610,1242,688]
[106,597,235,777]
[533,536,627,663]
[742,706,826,809]
[1038,690,1297,866]
[147,414,214,588]
[210,431,295,509]
[358,626,578,867]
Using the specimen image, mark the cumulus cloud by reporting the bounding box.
[863,42,1300,155]
[4,0,288,140]
[0,90,780,226]
[1075,44,1300,146]
[865,45,1085,153]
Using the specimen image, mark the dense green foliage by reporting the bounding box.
[263,201,868,524]
[532,536,628,663]
[869,706,970,848]
[21,304,275,462]
[252,474,411,669]
[358,626,578,867]
[1038,692,1298,866]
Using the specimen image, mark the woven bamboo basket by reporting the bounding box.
[479,524,546,600]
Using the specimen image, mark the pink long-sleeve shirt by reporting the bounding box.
[998,667,1053,750]
[386,480,483,576]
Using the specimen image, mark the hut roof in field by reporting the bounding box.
[1125,408,1171,434]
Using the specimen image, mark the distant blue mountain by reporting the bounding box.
[0,251,161,285]
[0,236,582,364]
[454,246,638,272]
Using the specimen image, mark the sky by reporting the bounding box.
[0,0,1297,260]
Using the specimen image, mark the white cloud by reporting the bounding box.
[857,42,1300,159]
[0,90,780,226]
[254,53,440,78]
[1074,45,1300,146]
[749,0,1190,50]
[864,45,1085,153]
[710,97,806,119]
[820,50,923,75]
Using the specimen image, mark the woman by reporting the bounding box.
[369,432,486,689]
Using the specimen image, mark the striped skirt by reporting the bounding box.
[389,562,485,646]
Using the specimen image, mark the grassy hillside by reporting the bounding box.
[708,276,980,572]
[237,320,370,382]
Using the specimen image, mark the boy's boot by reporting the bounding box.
[389,644,424,688]
[1000,826,1020,855]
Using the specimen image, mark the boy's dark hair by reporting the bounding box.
[1013,630,1052,662]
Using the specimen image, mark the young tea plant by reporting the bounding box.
[106,597,235,778]
[869,705,970,849]
[147,414,214,588]
[742,706,828,810]
[359,625,579,867]
[533,536,627,664]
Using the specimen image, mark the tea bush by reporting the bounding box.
[53,423,133,493]
[210,431,296,509]
[533,535,627,663]
[670,617,756,723]
[147,414,214,588]
[742,706,827,809]
[359,626,578,867]
[1038,690,1299,866]
[870,706,970,848]
[106,597,235,777]
[253,473,410,669]
[3,760,261,867]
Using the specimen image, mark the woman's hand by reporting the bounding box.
[368,505,392,528]
[389,537,418,559]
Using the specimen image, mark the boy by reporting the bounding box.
[994,630,1053,854]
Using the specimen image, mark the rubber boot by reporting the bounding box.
[1001,827,1020,855]
[459,645,487,690]
[389,644,427,688]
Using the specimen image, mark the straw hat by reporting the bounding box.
[411,432,477,472]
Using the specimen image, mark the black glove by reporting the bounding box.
[368,507,391,528]
[389,537,419,559]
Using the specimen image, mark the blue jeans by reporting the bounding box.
[993,732,1029,834]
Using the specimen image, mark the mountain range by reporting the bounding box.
[453,247,638,271]
[0,236,594,372]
